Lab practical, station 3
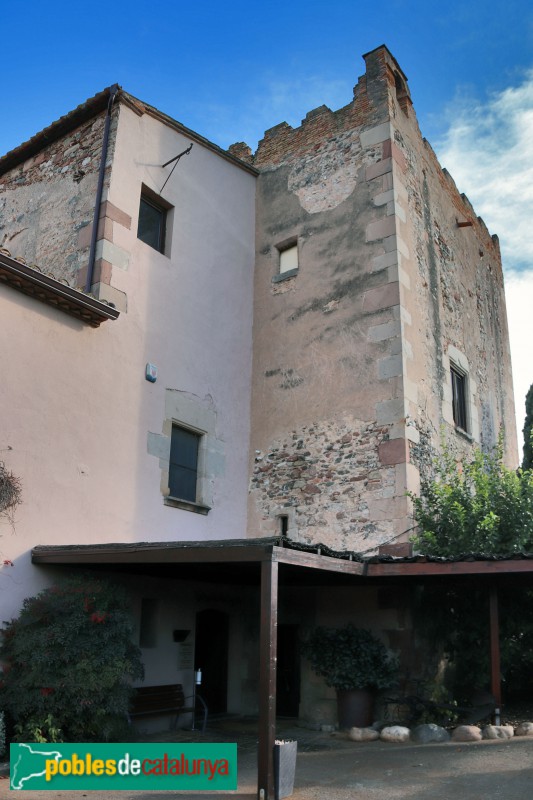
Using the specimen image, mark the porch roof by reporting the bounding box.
[30,537,533,800]
[31,536,533,584]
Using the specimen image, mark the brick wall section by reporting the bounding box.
[252,52,390,169]
[0,108,119,285]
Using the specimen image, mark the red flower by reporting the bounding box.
[40,687,54,696]
[90,612,107,624]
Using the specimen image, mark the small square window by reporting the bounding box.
[137,188,171,253]
[169,425,200,503]
[279,243,298,275]
[451,365,468,432]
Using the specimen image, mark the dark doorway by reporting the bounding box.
[277,624,300,717]
[195,609,229,714]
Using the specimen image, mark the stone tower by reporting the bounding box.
[240,45,517,552]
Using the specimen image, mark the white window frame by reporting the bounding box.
[442,346,479,442]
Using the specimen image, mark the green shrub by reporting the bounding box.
[410,439,533,557]
[0,574,143,742]
[301,624,398,691]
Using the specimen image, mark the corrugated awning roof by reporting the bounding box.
[32,536,533,584]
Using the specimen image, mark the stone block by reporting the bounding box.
[378,354,403,379]
[93,258,112,285]
[366,216,397,243]
[515,722,533,736]
[373,189,394,207]
[411,724,450,744]
[368,320,402,343]
[387,200,406,222]
[451,725,482,742]
[363,282,400,314]
[348,726,380,742]
[360,122,392,148]
[95,240,130,271]
[382,139,407,172]
[100,200,132,229]
[380,725,410,743]
[378,439,408,466]
[371,251,398,272]
[482,725,514,740]
[90,282,127,312]
[366,158,393,181]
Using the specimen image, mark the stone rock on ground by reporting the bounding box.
[482,725,514,740]
[380,725,410,743]
[411,723,450,743]
[451,725,482,742]
[515,722,533,736]
[348,726,380,742]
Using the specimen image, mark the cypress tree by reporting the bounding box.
[523,383,533,470]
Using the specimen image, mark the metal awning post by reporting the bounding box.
[489,586,502,724]
[257,558,278,800]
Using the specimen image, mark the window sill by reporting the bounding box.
[272,268,298,284]
[164,496,211,515]
[454,425,474,443]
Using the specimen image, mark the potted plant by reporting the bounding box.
[301,624,398,728]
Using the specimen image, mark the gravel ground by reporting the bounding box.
[3,710,533,799]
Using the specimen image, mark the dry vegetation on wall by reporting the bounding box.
[0,460,22,524]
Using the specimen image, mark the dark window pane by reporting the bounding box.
[451,366,468,431]
[168,465,197,502]
[171,427,199,470]
[138,196,165,252]
[169,426,200,502]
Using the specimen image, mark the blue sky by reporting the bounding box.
[2,0,532,449]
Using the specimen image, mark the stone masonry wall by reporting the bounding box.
[387,95,518,467]
[251,416,403,552]
[0,108,118,286]
[247,48,416,552]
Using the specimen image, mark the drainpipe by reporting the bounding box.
[85,84,120,294]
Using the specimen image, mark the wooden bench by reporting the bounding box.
[130,684,208,734]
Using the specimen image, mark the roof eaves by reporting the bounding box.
[0,85,118,177]
[121,91,259,176]
[0,249,120,327]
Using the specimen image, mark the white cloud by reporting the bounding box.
[434,72,533,456]
[435,72,533,272]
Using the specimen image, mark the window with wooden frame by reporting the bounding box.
[137,187,172,254]
[272,238,299,283]
[279,242,298,275]
[451,364,468,432]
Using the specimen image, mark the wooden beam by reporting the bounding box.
[257,558,278,800]
[367,559,533,577]
[273,546,365,575]
[32,542,275,565]
[489,586,502,722]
